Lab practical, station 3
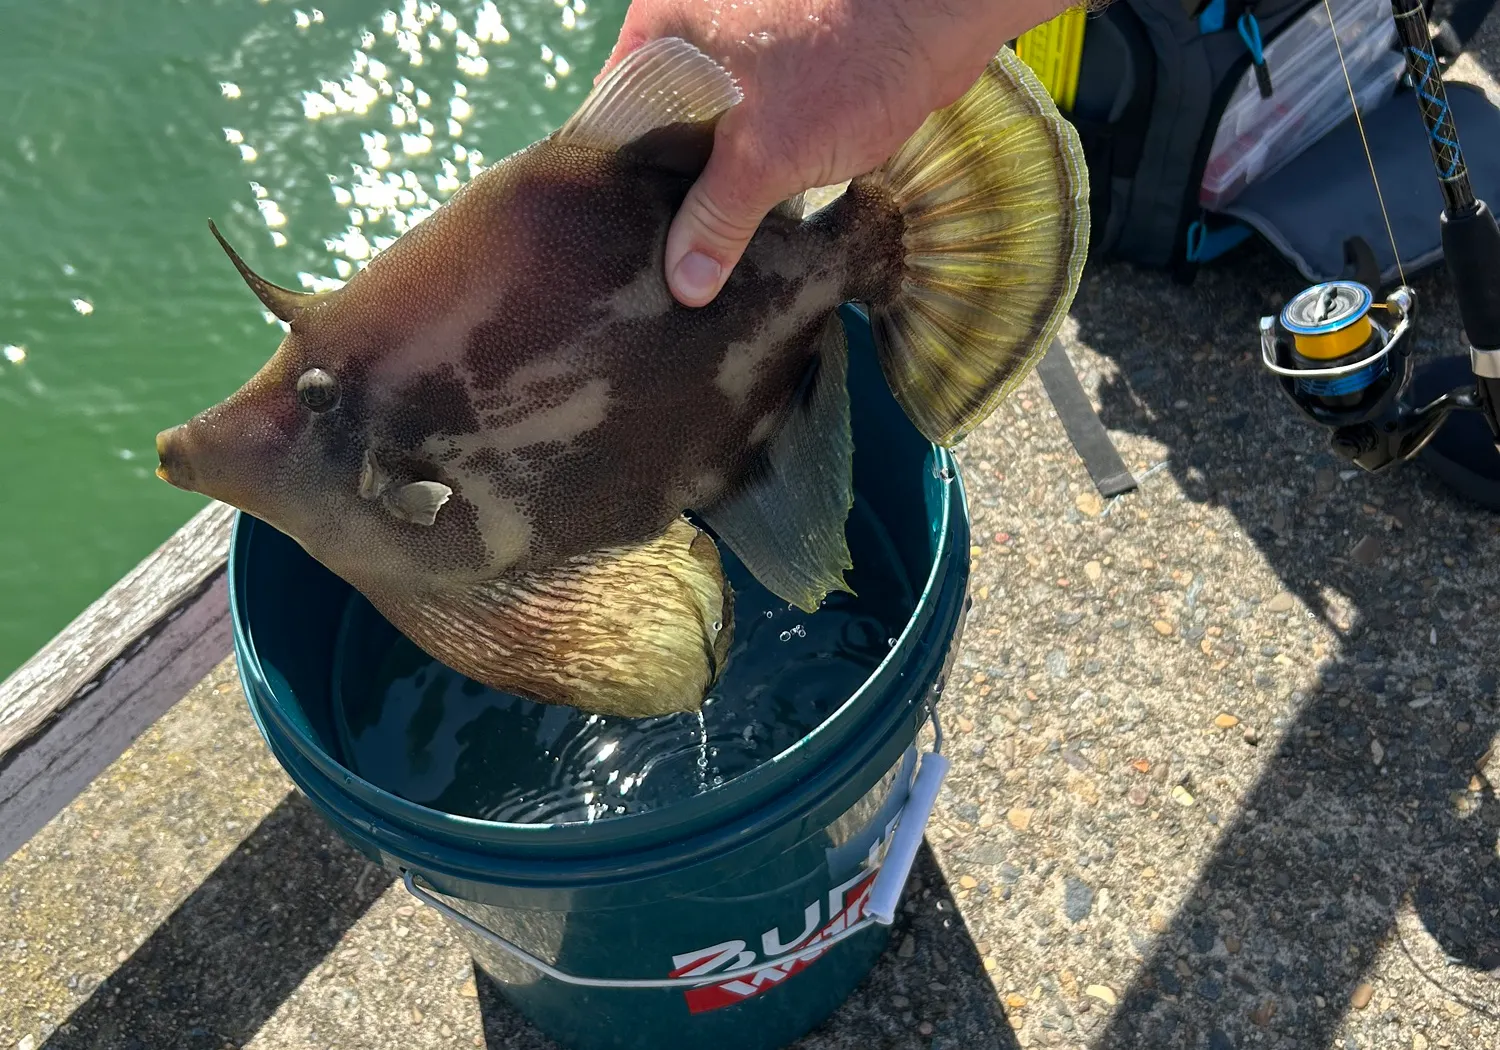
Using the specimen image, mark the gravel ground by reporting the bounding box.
[5,25,1500,1050]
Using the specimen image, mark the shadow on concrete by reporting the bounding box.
[1065,243,1500,1048]
[471,843,1021,1050]
[41,792,391,1050]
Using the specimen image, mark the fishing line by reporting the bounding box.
[1321,0,1408,288]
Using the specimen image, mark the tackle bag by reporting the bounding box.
[1014,0,1500,285]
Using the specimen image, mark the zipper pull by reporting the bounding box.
[1237,11,1274,98]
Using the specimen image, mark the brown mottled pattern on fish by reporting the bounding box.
[156,39,1090,717]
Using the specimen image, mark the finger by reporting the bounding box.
[596,23,649,82]
[664,130,797,307]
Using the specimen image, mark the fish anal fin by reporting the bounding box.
[698,312,854,613]
[555,37,741,155]
[367,518,734,718]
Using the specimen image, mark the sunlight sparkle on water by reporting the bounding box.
[2,345,26,364]
[71,299,93,316]
[475,1,510,42]
[236,1,544,291]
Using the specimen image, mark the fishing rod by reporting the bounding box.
[1258,0,1500,475]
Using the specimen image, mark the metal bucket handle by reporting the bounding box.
[400,704,951,990]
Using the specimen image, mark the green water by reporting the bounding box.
[330,498,918,823]
[0,0,626,679]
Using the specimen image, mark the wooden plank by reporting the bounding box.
[0,500,237,863]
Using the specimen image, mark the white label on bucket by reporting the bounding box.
[665,815,902,1014]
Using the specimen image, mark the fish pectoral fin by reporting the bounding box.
[382,481,453,526]
[698,312,855,614]
[555,37,741,155]
[359,449,391,500]
[366,518,735,719]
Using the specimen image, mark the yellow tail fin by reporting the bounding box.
[862,45,1090,447]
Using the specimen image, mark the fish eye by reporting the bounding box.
[296,368,339,413]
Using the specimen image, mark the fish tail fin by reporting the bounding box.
[853,45,1090,447]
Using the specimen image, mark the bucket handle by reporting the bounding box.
[400,707,951,990]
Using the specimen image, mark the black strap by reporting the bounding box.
[1344,235,1382,290]
[1036,340,1139,497]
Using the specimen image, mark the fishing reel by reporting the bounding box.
[1253,0,1500,497]
[1258,281,1482,473]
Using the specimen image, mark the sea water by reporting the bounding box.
[330,495,917,823]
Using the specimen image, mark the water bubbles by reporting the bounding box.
[764,610,774,618]
[887,637,898,648]
[932,463,955,481]
[711,620,723,632]
[779,630,791,642]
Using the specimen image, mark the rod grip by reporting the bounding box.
[1441,200,1500,352]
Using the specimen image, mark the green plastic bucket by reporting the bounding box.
[230,305,972,1050]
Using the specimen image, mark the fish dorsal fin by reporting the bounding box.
[383,480,453,526]
[208,220,326,325]
[365,518,734,717]
[556,37,742,154]
[697,312,855,612]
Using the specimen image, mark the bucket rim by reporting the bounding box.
[228,310,968,847]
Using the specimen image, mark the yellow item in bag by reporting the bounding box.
[1013,6,1088,112]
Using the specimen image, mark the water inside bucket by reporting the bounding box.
[329,493,917,824]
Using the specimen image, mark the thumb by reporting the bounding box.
[663,136,793,307]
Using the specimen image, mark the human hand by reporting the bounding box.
[597,0,1077,307]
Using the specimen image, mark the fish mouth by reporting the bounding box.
[155,426,198,492]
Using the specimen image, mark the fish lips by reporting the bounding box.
[155,424,198,491]
[153,403,297,511]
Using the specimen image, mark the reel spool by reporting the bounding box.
[1260,281,1410,422]
[1279,282,1388,408]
